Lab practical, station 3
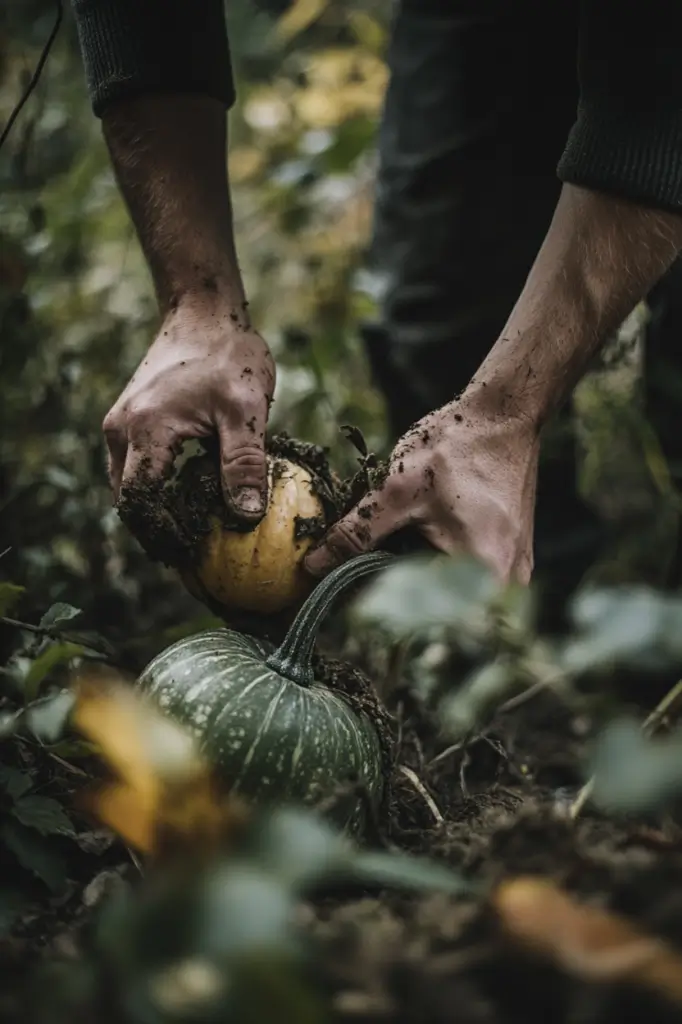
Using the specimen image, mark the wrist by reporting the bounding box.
[158,289,254,337]
[103,94,245,315]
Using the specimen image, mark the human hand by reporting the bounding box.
[304,397,539,584]
[103,296,275,521]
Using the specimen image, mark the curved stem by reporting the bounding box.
[266,551,394,686]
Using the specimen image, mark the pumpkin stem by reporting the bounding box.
[265,551,394,686]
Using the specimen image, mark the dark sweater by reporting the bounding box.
[70,0,682,213]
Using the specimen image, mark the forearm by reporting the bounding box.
[102,95,246,316]
[466,184,682,426]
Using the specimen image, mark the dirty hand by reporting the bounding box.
[304,397,539,584]
[103,297,275,521]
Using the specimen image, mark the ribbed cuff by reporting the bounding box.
[558,101,682,213]
[71,0,236,117]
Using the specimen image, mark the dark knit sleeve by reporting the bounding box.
[70,0,235,117]
[558,0,682,213]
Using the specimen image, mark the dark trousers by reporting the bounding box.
[362,1,682,611]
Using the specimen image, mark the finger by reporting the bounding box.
[118,415,186,498]
[217,405,268,522]
[119,435,178,495]
[304,487,410,578]
[512,545,534,586]
[103,422,127,500]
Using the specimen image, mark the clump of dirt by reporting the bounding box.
[313,653,396,825]
[117,432,342,572]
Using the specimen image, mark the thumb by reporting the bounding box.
[218,415,269,523]
[304,491,408,578]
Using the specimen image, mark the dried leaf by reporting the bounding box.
[493,876,682,1006]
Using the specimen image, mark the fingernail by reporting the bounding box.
[232,487,265,515]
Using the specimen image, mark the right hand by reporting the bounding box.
[103,296,276,522]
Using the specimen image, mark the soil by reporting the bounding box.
[12,430,682,1022]
[309,685,682,1024]
[9,661,682,1024]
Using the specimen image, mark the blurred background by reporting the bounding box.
[0,0,678,662]
[0,0,393,656]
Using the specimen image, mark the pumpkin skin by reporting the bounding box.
[182,457,325,615]
[137,627,385,833]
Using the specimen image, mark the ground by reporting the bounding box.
[6,658,682,1024]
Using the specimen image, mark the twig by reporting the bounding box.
[398,765,443,826]
[571,678,682,821]
[127,847,144,875]
[497,680,548,715]
[428,740,465,768]
[48,752,87,776]
[1,615,59,638]
[0,1,63,151]
[642,679,682,737]
[0,615,112,659]
[0,547,10,561]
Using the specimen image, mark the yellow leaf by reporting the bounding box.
[71,676,247,859]
[493,876,682,1007]
[83,779,156,853]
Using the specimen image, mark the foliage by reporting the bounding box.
[0,0,391,667]
[4,1,682,1021]
[355,552,682,770]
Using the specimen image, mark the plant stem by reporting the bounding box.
[570,678,682,821]
[0,615,112,659]
[266,551,394,686]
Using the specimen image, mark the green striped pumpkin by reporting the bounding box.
[137,552,392,832]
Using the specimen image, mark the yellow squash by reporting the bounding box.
[182,457,324,615]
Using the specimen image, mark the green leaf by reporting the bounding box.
[0,888,26,937]
[247,808,349,887]
[0,582,25,616]
[354,554,501,639]
[39,602,82,631]
[23,642,84,701]
[590,717,682,814]
[439,658,516,739]
[12,794,74,836]
[561,587,682,676]
[0,765,33,802]
[198,865,295,957]
[349,850,470,895]
[45,738,96,760]
[25,689,76,742]
[0,819,67,892]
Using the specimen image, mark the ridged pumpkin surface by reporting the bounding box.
[138,628,384,832]
[181,458,324,615]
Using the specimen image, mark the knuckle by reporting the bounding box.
[102,408,124,439]
[327,517,372,557]
[125,403,158,435]
[221,444,266,470]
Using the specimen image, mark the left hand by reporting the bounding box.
[304,396,540,584]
